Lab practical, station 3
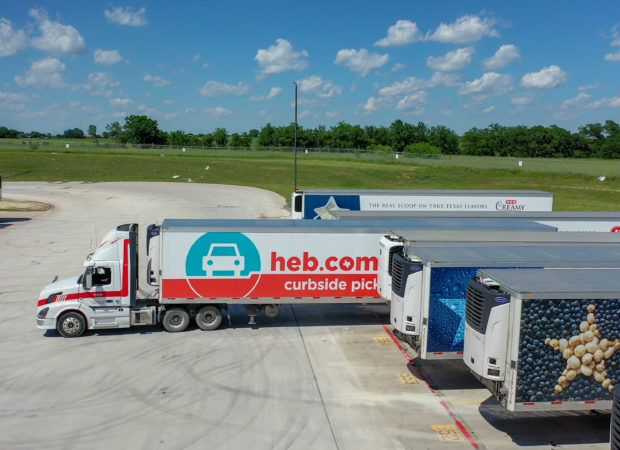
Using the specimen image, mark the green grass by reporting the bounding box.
[1,149,619,210]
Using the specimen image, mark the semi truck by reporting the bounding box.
[464,267,620,411]
[291,189,554,219]
[327,210,620,233]
[389,244,620,360]
[377,230,620,301]
[36,218,554,338]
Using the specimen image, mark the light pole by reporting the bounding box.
[293,81,298,191]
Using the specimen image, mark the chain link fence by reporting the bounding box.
[1,139,618,178]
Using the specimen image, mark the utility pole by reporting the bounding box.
[293,81,298,191]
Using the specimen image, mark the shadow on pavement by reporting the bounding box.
[0,217,31,229]
[479,396,611,446]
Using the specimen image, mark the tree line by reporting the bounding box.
[2,115,619,159]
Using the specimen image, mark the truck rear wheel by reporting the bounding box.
[195,306,222,331]
[162,307,190,332]
[57,311,86,338]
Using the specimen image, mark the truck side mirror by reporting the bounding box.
[84,267,93,290]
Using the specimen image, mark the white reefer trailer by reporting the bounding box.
[291,189,554,219]
[35,218,554,337]
[328,210,620,233]
[464,268,620,412]
[377,230,620,301]
[389,244,620,360]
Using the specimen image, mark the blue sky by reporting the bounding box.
[0,1,619,135]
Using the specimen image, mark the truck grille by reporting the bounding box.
[466,278,509,335]
[466,279,486,332]
[388,244,404,277]
[391,253,422,298]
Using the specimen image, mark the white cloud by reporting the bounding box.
[255,39,309,76]
[326,110,340,118]
[94,49,123,65]
[335,48,389,76]
[104,7,148,26]
[297,75,342,99]
[163,99,174,105]
[361,95,393,114]
[483,44,520,70]
[144,74,171,87]
[605,50,620,62]
[14,57,66,88]
[192,53,200,62]
[392,63,406,72]
[197,80,250,96]
[578,83,600,91]
[110,98,132,108]
[396,91,428,113]
[585,96,620,109]
[374,20,423,47]
[164,112,178,120]
[298,75,323,92]
[81,72,120,96]
[0,91,34,112]
[426,71,461,88]
[250,87,282,102]
[379,76,425,97]
[521,65,568,89]
[561,92,591,110]
[184,107,198,114]
[458,72,513,99]
[510,92,536,105]
[605,24,620,61]
[482,105,495,114]
[426,47,474,72]
[29,8,87,56]
[0,18,28,57]
[202,107,232,118]
[426,15,499,44]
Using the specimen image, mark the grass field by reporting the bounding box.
[0,143,619,210]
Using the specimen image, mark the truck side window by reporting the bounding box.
[92,267,111,286]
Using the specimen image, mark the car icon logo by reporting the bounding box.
[203,243,245,277]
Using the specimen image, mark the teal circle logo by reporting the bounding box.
[186,232,261,278]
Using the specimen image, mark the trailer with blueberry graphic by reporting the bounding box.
[465,268,620,411]
[390,243,620,360]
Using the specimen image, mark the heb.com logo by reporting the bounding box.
[613,226,620,233]
[495,199,525,211]
[186,232,260,278]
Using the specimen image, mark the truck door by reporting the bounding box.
[81,263,127,328]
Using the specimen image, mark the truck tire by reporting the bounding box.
[162,307,190,332]
[195,305,222,331]
[57,311,86,338]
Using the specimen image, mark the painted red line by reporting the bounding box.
[382,325,480,449]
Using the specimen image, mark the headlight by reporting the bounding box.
[37,307,49,319]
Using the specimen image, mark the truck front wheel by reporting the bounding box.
[195,306,222,331]
[57,311,86,338]
[162,307,190,332]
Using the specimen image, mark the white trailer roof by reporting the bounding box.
[477,268,620,299]
[332,210,620,220]
[404,244,620,267]
[296,189,553,197]
[161,218,555,233]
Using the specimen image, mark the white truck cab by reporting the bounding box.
[36,224,151,337]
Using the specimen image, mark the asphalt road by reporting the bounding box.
[0,182,613,449]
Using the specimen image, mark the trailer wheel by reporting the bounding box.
[195,306,222,331]
[162,307,190,332]
[57,311,86,338]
